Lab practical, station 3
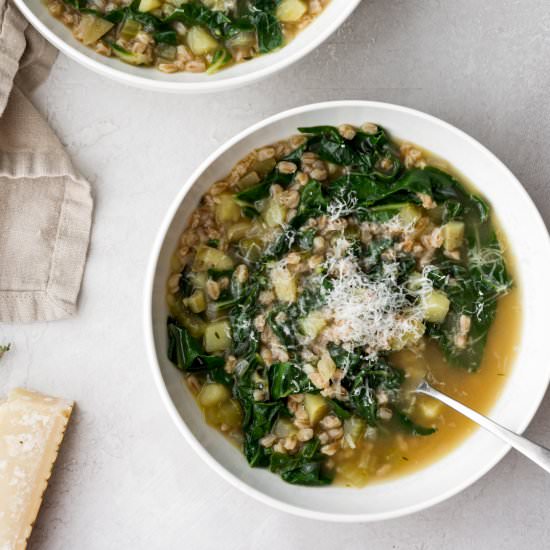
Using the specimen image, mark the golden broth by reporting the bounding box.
[332,284,521,487]
[170,130,521,488]
[331,144,521,487]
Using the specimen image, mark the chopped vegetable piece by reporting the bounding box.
[198,383,231,407]
[442,220,465,251]
[422,290,451,323]
[215,193,241,224]
[276,0,307,22]
[203,320,231,352]
[77,14,114,45]
[138,0,161,13]
[193,246,234,271]
[304,394,329,426]
[187,26,219,55]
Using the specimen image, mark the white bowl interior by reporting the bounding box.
[14,0,360,92]
[146,101,550,521]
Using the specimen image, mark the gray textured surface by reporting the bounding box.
[1,0,550,548]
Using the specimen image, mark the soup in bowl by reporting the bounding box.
[145,101,550,521]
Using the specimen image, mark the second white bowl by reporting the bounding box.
[13,0,361,92]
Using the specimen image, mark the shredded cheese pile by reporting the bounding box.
[322,240,431,354]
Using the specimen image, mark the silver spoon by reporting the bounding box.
[416,379,550,474]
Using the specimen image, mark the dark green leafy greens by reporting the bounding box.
[270,439,333,485]
[346,357,404,425]
[167,318,230,386]
[269,362,316,399]
[165,2,252,40]
[165,122,513,487]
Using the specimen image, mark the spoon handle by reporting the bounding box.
[416,380,550,474]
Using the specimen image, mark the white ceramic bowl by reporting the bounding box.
[13,0,361,93]
[144,101,550,522]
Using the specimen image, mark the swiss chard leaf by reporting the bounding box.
[329,399,353,420]
[427,234,511,371]
[290,179,328,228]
[269,439,333,486]
[243,401,284,467]
[269,362,316,399]
[347,357,404,425]
[299,125,401,180]
[165,2,250,39]
[327,344,362,372]
[262,227,297,260]
[229,270,266,358]
[154,30,178,45]
[397,411,437,436]
[167,318,230,385]
[267,307,299,351]
[235,167,294,203]
[246,0,283,53]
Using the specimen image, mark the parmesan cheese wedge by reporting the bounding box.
[0,388,74,549]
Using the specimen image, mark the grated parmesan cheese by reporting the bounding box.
[321,243,430,354]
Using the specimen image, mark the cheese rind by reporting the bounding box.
[0,388,74,550]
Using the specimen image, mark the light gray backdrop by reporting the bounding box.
[1,1,549,548]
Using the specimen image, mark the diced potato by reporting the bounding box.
[198,383,230,407]
[203,320,231,353]
[399,204,422,225]
[138,0,161,12]
[184,290,206,313]
[389,319,425,351]
[271,266,297,303]
[236,171,260,190]
[262,197,287,228]
[276,0,307,22]
[187,26,219,56]
[239,239,263,262]
[273,418,298,437]
[422,290,450,323]
[217,399,243,428]
[215,194,241,224]
[77,14,114,46]
[251,157,276,176]
[227,220,252,242]
[417,397,443,420]
[246,219,268,240]
[178,312,206,338]
[343,416,366,448]
[317,351,336,383]
[304,394,329,426]
[299,310,327,339]
[204,399,242,429]
[193,246,234,271]
[442,221,465,251]
[190,271,207,289]
[204,399,243,429]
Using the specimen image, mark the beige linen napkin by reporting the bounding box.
[0,0,93,323]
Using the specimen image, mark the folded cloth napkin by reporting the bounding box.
[0,0,93,323]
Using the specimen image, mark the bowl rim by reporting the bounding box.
[13,0,361,93]
[144,100,550,522]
